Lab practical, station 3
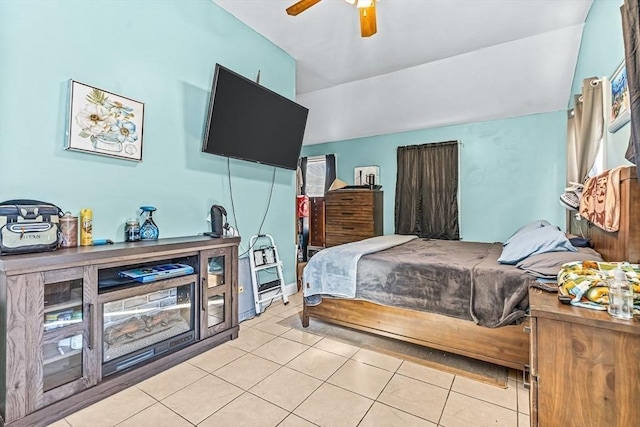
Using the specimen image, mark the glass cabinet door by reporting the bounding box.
[201,249,232,337]
[206,292,226,329]
[33,266,98,410]
[43,277,84,392]
[206,254,226,288]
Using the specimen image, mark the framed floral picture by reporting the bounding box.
[66,80,144,161]
[608,61,630,133]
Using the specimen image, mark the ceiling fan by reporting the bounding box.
[286,0,378,38]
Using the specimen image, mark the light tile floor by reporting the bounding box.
[50,292,531,427]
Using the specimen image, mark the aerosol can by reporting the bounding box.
[139,206,159,240]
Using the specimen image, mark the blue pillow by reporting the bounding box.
[503,220,553,246]
[499,225,576,265]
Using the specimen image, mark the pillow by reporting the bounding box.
[498,225,576,265]
[503,220,553,246]
[568,237,592,248]
[516,247,603,278]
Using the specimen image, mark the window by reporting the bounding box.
[305,157,327,197]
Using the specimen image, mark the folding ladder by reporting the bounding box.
[248,234,288,315]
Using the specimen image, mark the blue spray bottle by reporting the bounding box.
[139,206,159,240]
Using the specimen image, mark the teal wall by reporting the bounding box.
[0,1,298,284]
[570,0,632,168]
[303,112,567,243]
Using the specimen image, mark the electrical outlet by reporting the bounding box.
[239,286,244,293]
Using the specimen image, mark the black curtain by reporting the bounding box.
[622,0,640,180]
[298,156,308,195]
[324,154,336,194]
[394,141,459,240]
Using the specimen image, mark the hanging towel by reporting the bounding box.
[579,166,624,232]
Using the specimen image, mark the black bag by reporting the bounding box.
[0,199,63,255]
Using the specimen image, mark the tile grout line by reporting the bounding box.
[160,366,255,423]
[350,351,424,426]
[156,399,196,426]
[108,388,161,427]
[449,387,520,413]
[204,331,306,425]
[281,301,509,425]
[241,341,333,424]
[269,313,460,426]
[186,347,249,375]
[436,374,455,427]
[284,364,332,425]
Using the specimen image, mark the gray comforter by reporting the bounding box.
[303,234,418,299]
[311,238,532,328]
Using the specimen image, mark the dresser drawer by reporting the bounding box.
[325,205,374,221]
[326,191,375,207]
[326,221,375,236]
[324,190,383,247]
[326,235,371,247]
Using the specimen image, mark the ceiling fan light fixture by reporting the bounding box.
[356,0,374,8]
[287,0,378,37]
[286,0,322,16]
[359,3,377,37]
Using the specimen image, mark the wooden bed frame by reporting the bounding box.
[302,166,640,371]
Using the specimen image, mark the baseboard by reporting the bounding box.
[238,308,255,322]
[284,281,297,296]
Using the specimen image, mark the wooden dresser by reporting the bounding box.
[528,289,640,427]
[324,189,383,247]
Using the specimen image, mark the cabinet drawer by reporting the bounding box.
[326,235,370,247]
[326,191,374,207]
[326,221,375,236]
[325,232,375,248]
[325,205,374,221]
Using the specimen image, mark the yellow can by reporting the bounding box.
[80,208,93,246]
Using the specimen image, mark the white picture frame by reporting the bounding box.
[608,61,630,133]
[354,165,380,186]
[66,80,145,161]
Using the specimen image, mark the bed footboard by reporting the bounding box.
[303,297,529,370]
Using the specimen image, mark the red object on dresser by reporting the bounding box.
[297,195,309,218]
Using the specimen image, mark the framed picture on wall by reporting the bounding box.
[66,80,145,161]
[354,165,380,186]
[608,61,630,133]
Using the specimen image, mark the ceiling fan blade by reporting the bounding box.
[286,0,322,16]
[359,3,377,37]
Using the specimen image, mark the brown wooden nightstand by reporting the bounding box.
[528,288,640,426]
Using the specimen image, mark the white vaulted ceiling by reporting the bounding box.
[214,0,593,145]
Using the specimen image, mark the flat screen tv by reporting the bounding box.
[202,64,309,170]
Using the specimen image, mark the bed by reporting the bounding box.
[302,167,640,371]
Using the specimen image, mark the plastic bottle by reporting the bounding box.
[139,206,159,240]
[608,266,633,320]
[79,208,93,246]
